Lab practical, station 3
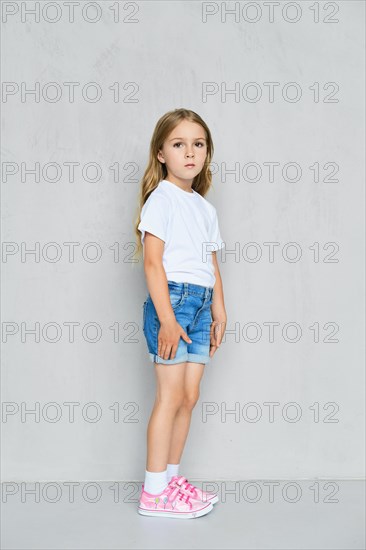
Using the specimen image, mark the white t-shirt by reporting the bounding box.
[137,179,225,288]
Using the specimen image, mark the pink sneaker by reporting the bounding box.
[138,479,213,519]
[170,475,219,505]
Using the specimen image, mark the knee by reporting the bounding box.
[157,390,185,412]
[181,391,200,411]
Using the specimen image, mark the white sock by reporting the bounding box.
[144,469,168,495]
[167,463,180,481]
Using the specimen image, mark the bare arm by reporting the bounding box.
[143,232,175,324]
[211,251,226,318]
[143,232,191,359]
[210,251,227,356]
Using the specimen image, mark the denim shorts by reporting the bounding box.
[142,280,214,365]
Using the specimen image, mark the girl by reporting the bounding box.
[135,108,227,519]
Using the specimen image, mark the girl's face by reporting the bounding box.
[157,120,208,184]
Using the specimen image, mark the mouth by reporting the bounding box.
[185,164,196,167]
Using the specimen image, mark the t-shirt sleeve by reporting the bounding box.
[137,193,169,245]
[210,207,225,251]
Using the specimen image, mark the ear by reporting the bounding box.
[157,150,165,163]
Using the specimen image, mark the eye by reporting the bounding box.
[173,141,205,148]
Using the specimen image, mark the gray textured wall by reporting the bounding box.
[2,0,364,482]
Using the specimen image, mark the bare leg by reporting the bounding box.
[146,362,186,472]
[167,362,206,465]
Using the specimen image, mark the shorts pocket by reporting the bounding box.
[169,290,186,311]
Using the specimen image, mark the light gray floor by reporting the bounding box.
[1,480,365,549]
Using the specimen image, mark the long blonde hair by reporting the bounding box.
[133,108,215,260]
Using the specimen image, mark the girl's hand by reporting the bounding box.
[209,318,227,358]
[158,320,192,361]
